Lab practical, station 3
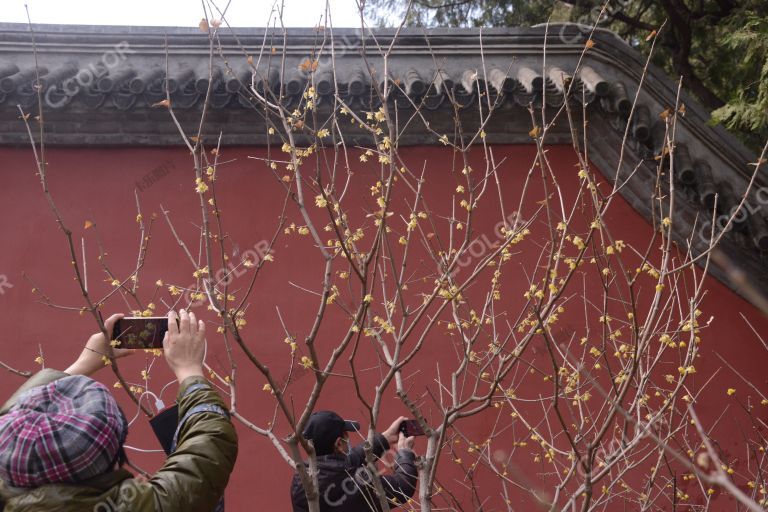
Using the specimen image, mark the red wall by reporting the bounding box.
[0,144,766,510]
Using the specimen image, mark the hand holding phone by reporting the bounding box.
[65,313,132,377]
[163,309,206,384]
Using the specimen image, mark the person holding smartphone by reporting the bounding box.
[290,411,418,511]
[0,309,237,512]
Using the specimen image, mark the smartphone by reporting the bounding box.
[113,317,168,349]
[399,419,426,437]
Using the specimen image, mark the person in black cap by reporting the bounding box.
[290,411,417,511]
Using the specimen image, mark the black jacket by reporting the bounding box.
[290,433,417,511]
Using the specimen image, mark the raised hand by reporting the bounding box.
[163,309,206,384]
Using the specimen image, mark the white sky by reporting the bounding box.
[2,0,368,28]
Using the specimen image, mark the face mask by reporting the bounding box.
[339,437,351,456]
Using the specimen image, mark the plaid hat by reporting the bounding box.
[303,410,360,456]
[0,375,128,488]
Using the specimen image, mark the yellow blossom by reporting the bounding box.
[374,108,386,123]
[195,177,209,194]
[727,388,736,396]
[192,266,209,278]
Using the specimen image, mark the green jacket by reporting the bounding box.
[0,369,238,512]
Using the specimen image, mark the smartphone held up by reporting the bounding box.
[112,317,169,349]
[399,419,426,437]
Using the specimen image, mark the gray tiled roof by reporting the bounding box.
[0,25,610,137]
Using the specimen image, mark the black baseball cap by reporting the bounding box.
[302,411,360,456]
